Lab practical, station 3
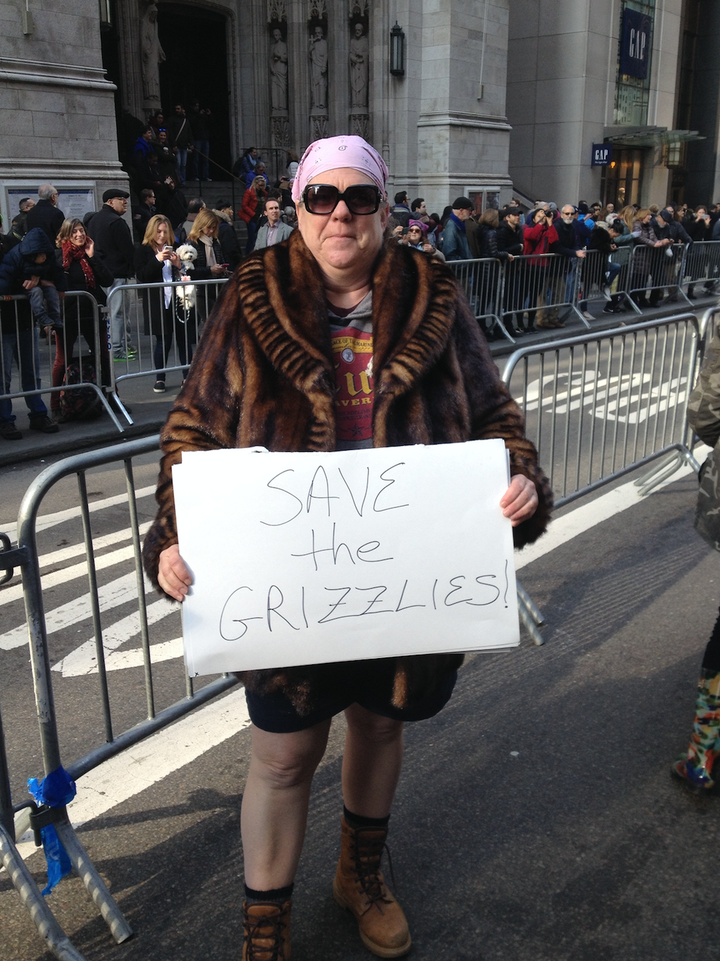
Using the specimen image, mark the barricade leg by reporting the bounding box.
[517,580,545,646]
[633,446,701,496]
[54,816,133,944]
[0,825,88,961]
[16,507,133,948]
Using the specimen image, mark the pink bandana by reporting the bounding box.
[291,135,388,204]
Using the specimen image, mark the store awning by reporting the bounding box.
[602,125,704,147]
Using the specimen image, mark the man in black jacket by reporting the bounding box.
[553,205,588,319]
[496,206,525,333]
[25,185,64,243]
[390,191,411,228]
[652,209,691,304]
[87,188,137,360]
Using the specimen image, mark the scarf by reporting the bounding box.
[200,234,217,268]
[61,241,95,289]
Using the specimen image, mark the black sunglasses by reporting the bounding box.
[302,183,382,216]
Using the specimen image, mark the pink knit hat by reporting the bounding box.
[291,135,388,204]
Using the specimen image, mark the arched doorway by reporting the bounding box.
[157,4,233,175]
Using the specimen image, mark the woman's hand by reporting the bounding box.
[500,474,538,527]
[210,264,226,276]
[85,238,95,258]
[158,543,192,601]
[169,251,181,268]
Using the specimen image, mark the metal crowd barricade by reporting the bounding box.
[501,252,589,331]
[446,257,514,342]
[628,242,689,309]
[0,435,240,961]
[699,304,720,349]
[105,278,228,415]
[0,292,125,432]
[502,314,703,643]
[680,239,720,300]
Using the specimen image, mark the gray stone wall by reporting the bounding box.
[0,0,126,229]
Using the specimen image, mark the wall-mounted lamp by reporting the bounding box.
[22,0,34,35]
[99,0,112,30]
[390,22,405,76]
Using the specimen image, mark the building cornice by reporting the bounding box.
[0,159,126,179]
[417,173,514,187]
[0,57,116,91]
[417,111,512,132]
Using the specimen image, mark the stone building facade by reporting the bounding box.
[0,0,515,223]
[0,0,126,229]
[5,0,718,224]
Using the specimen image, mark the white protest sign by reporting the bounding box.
[172,439,519,676]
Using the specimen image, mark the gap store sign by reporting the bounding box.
[620,9,652,80]
[591,144,613,166]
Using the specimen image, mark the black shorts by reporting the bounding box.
[245,658,457,733]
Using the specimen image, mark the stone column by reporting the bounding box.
[287,1,310,150]
[116,0,143,118]
[328,6,348,137]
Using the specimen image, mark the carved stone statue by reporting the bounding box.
[270,28,288,111]
[140,2,165,104]
[309,26,328,111]
[350,23,369,108]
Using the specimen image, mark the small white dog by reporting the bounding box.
[175,244,197,311]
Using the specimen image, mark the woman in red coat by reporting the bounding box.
[238,176,267,254]
[520,207,559,332]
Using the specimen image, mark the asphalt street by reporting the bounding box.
[2,465,718,961]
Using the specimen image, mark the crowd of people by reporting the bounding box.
[4,134,720,441]
[383,195,720,339]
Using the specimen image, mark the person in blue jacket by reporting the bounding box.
[0,228,59,438]
[441,197,473,260]
[0,227,64,333]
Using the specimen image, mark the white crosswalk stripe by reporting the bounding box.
[0,484,156,543]
[52,599,180,676]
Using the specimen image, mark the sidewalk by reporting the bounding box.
[1,289,715,470]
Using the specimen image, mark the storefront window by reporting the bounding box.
[601,148,645,207]
[614,0,655,126]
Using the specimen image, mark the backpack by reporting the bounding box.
[59,362,104,421]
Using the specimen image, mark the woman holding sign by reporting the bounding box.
[144,135,552,960]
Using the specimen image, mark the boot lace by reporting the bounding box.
[244,903,287,961]
[351,828,397,913]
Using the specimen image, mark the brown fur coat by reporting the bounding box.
[143,230,553,714]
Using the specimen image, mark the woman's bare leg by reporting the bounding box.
[241,719,331,890]
[341,703,404,817]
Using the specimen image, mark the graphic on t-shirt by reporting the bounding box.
[331,325,374,441]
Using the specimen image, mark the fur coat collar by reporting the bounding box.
[143,230,552,713]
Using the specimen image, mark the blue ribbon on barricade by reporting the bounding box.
[27,766,77,895]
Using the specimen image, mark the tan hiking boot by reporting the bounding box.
[333,817,411,958]
[242,899,291,961]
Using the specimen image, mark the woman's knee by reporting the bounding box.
[250,723,330,790]
[345,704,404,747]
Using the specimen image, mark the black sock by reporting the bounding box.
[343,805,390,830]
[244,882,294,904]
